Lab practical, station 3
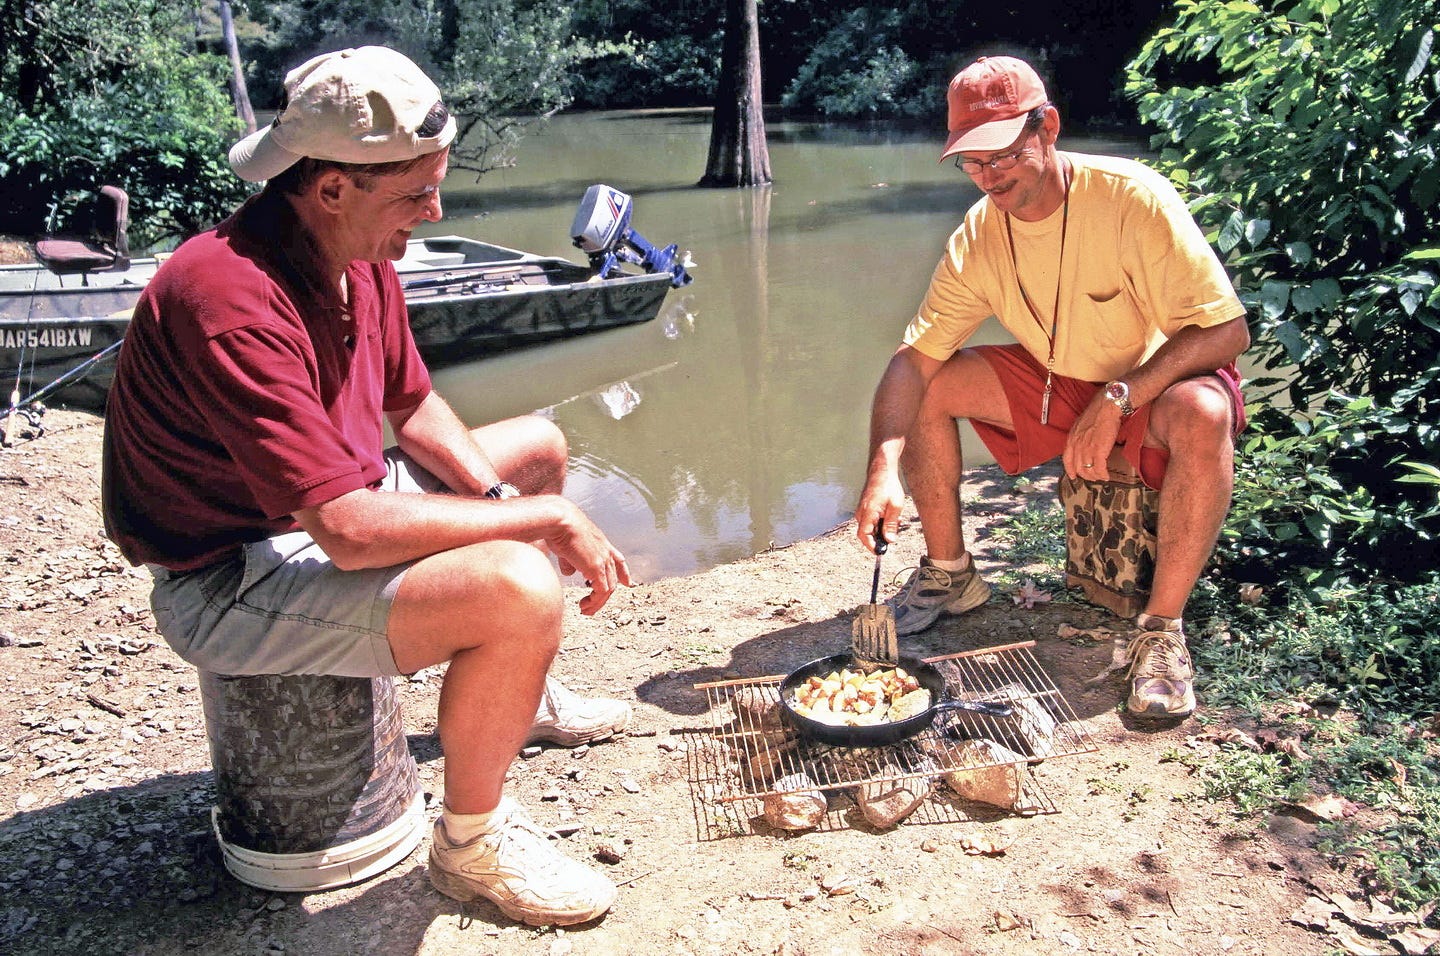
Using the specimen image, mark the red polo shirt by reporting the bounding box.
[102,192,432,570]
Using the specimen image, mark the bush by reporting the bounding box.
[1126,0,1440,568]
[781,9,929,119]
[0,6,249,250]
[1218,395,1438,588]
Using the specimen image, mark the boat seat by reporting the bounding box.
[34,186,131,282]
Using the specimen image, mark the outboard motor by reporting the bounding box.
[570,184,693,288]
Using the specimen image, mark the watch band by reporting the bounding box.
[483,481,521,500]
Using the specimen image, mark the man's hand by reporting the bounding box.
[854,471,905,554]
[545,499,633,615]
[1063,393,1125,481]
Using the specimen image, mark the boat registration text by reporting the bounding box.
[2,327,96,349]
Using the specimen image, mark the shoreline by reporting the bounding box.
[0,406,1352,956]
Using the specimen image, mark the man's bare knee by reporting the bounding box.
[473,415,568,494]
[390,541,563,671]
[1150,379,1235,451]
[479,542,564,645]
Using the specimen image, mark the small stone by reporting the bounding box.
[520,746,543,759]
[594,844,623,865]
[265,896,287,911]
[619,777,641,794]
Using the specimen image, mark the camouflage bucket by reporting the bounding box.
[199,672,425,892]
[1059,472,1158,618]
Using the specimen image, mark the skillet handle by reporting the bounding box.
[933,698,1014,718]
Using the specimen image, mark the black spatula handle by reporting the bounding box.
[870,522,886,604]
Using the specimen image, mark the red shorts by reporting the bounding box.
[969,344,1246,491]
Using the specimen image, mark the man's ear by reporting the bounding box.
[312,169,350,213]
[1040,105,1062,146]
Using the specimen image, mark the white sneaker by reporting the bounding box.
[1125,614,1196,718]
[527,676,632,747]
[428,799,617,926]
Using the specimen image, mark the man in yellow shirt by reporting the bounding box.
[854,56,1250,720]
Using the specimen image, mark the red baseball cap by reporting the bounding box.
[940,56,1049,162]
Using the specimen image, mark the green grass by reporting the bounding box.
[1186,573,1440,909]
[986,500,1069,594]
[984,500,1440,912]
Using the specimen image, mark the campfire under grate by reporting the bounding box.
[682,640,1097,840]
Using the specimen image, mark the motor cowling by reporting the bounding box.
[570,184,692,288]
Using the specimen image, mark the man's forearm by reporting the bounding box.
[297,488,571,571]
[390,391,500,496]
[1122,316,1249,407]
[866,349,935,478]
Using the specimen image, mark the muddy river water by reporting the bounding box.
[423,109,1150,581]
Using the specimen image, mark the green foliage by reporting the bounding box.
[0,0,249,247]
[781,9,926,119]
[1126,0,1440,564]
[567,34,719,109]
[1166,744,1304,814]
[442,0,583,172]
[1199,574,1440,718]
[1185,570,1440,906]
[1319,737,1440,907]
[242,0,590,177]
[564,0,721,108]
[1219,395,1438,586]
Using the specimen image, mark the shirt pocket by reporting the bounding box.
[1075,286,1147,356]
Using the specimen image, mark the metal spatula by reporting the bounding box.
[851,524,899,671]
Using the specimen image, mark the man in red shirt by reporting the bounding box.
[103,46,628,927]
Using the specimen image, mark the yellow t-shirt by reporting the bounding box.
[903,152,1244,382]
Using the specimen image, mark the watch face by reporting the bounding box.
[1106,382,1126,400]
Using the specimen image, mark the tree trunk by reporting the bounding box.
[698,0,771,188]
[217,0,256,135]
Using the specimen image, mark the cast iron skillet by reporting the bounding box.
[778,653,1014,748]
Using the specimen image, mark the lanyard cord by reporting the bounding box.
[1003,158,1071,424]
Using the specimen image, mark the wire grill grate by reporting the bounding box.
[682,640,1096,840]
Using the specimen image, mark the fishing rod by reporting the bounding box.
[0,338,124,423]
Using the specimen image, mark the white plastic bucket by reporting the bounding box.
[199,672,425,892]
[211,792,426,892]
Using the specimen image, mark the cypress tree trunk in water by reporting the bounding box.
[698,0,771,188]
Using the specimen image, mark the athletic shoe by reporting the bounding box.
[1125,614,1196,717]
[428,799,617,926]
[527,677,632,747]
[886,555,992,636]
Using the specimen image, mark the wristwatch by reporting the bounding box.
[483,481,521,500]
[1104,380,1135,418]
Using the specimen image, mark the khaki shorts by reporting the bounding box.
[147,450,445,678]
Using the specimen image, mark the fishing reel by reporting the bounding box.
[570,184,693,288]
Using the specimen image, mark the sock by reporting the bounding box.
[928,554,972,573]
[442,796,515,842]
[1136,613,1181,631]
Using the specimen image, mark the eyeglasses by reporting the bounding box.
[955,144,1033,175]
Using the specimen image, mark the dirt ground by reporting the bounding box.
[0,408,1404,956]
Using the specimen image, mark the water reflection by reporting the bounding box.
[424,111,1147,581]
